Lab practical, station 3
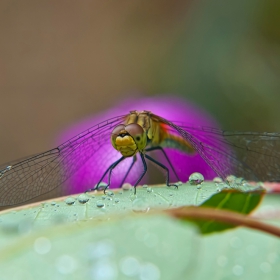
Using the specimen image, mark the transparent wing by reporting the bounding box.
[0,115,126,207]
[2,111,280,208]
[159,116,280,182]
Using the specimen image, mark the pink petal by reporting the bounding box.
[56,95,221,194]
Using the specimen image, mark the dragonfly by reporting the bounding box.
[0,110,280,209]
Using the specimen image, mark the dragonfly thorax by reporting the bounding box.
[111,123,148,157]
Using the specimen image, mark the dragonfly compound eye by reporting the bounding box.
[125,123,147,151]
[111,125,126,149]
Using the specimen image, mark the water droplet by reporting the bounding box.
[107,191,114,196]
[176,181,183,186]
[189,172,204,185]
[77,194,90,204]
[130,194,137,201]
[64,197,76,205]
[132,198,150,213]
[221,182,230,189]
[260,262,271,273]
[94,182,107,190]
[56,255,77,274]
[115,198,120,203]
[232,265,244,276]
[216,187,221,192]
[122,183,132,190]
[101,195,107,200]
[96,201,105,208]
[234,177,246,185]
[33,237,51,255]
[226,175,236,183]
[142,184,148,188]
[147,187,153,193]
[51,201,57,206]
[213,177,223,183]
[169,193,173,196]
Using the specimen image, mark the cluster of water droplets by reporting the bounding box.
[60,182,160,216]
[0,172,263,240]
[186,171,264,194]
[58,171,264,220]
[224,175,264,192]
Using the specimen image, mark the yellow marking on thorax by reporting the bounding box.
[125,111,161,143]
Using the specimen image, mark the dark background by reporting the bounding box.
[1,0,280,164]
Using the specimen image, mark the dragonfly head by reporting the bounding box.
[111,124,147,157]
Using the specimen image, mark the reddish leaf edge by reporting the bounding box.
[165,206,280,238]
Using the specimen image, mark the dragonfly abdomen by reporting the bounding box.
[159,133,196,154]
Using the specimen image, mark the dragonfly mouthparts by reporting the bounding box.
[119,131,129,137]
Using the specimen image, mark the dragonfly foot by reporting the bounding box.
[85,182,109,193]
[167,183,179,189]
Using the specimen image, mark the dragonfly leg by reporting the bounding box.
[104,156,128,193]
[145,146,180,181]
[144,154,178,189]
[133,153,147,195]
[118,155,137,188]
[86,156,125,193]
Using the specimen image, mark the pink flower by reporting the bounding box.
[56,96,221,194]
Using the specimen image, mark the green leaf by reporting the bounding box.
[192,188,265,234]
[0,214,199,279]
[0,193,280,280]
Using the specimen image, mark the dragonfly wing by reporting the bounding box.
[169,121,280,182]
[218,130,280,181]
[0,115,126,207]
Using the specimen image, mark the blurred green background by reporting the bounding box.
[1,0,280,163]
